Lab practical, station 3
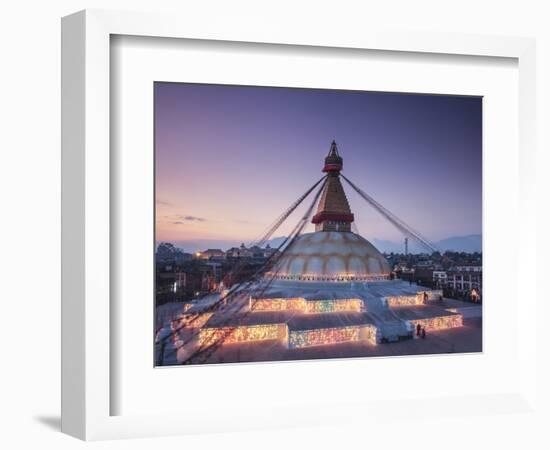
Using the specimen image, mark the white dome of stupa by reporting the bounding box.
[268,231,391,282]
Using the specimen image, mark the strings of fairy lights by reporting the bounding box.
[385,295,424,307]
[289,325,378,348]
[249,297,363,313]
[408,315,463,332]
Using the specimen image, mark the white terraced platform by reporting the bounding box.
[179,279,449,346]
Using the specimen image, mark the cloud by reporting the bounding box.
[164,214,207,225]
[156,199,172,206]
[183,215,206,222]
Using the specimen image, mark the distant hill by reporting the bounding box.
[371,238,407,254]
[373,234,481,254]
[162,236,290,254]
[436,234,482,252]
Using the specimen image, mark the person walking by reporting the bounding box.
[421,327,426,339]
[416,323,422,337]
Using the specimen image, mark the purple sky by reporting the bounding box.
[155,82,482,252]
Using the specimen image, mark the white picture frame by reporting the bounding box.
[61,9,537,441]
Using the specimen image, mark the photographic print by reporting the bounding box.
[154,83,482,366]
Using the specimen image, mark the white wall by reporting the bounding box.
[0,1,548,449]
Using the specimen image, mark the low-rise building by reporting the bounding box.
[432,270,447,287]
[444,265,482,301]
[195,249,225,260]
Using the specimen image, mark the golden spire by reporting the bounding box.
[311,141,354,232]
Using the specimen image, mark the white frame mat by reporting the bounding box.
[61,9,537,441]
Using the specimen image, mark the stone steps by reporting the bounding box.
[362,297,410,341]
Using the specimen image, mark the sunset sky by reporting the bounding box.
[155,82,482,253]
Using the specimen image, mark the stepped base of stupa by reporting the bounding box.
[193,280,463,349]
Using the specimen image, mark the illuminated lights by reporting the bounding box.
[425,290,444,301]
[199,323,287,346]
[385,294,424,307]
[250,297,306,312]
[289,324,377,348]
[408,314,463,332]
[264,272,390,282]
[305,299,363,313]
[249,297,364,313]
[385,290,444,307]
[198,321,378,348]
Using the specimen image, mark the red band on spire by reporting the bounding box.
[311,212,354,224]
[323,163,343,172]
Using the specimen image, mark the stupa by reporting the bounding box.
[191,142,463,354]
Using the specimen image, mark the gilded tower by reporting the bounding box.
[311,141,355,232]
